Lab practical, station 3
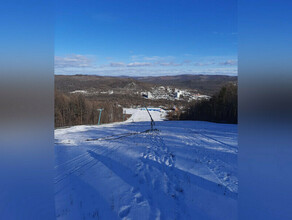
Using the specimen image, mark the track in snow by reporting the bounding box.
[54,120,238,219]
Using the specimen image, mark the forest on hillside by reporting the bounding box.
[55,83,238,127]
[168,84,237,124]
[54,90,123,128]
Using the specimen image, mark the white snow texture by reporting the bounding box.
[55,108,238,219]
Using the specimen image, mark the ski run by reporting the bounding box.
[55,108,238,219]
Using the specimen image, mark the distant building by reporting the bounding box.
[166,87,172,93]
[147,92,153,99]
[174,89,182,99]
[141,91,153,99]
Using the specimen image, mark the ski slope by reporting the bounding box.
[123,107,167,122]
[54,109,238,219]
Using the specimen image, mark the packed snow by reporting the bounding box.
[54,108,238,219]
[123,108,167,122]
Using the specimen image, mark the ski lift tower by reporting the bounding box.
[97,108,103,125]
[123,109,126,121]
[145,106,155,131]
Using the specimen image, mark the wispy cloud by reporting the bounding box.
[110,62,126,67]
[108,61,183,68]
[54,54,237,76]
[130,55,144,61]
[55,54,94,68]
[144,56,175,62]
[219,60,237,66]
[159,62,182,66]
[194,62,216,66]
[182,60,192,64]
[130,55,175,62]
[55,66,237,76]
[127,62,152,67]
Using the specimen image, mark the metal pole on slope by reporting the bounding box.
[145,106,155,131]
[97,108,103,125]
[123,109,126,121]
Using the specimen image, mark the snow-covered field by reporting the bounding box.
[123,108,167,123]
[54,109,238,219]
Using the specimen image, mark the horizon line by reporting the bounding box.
[54,73,238,77]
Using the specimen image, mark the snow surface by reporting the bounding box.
[123,108,167,122]
[55,109,238,219]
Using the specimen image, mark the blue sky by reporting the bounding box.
[55,0,237,76]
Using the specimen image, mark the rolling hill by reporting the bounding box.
[55,74,237,95]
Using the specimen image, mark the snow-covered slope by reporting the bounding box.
[55,120,238,219]
[123,108,167,122]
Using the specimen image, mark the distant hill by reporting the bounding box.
[134,74,237,95]
[55,74,237,95]
[55,75,152,93]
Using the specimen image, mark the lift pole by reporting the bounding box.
[97,108,103,125]
[145,106,155,130]
[123,109,126,121]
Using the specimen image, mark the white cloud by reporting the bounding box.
[55,65,237,76]
[110,62,126,67]
[105,60,184,68]
[220,60,237,66]
[130,55,145,61]
[159,62,182,66]
[130,55,175,62]
[194,62,216,66]
[55,54,93,68]
[142,56,161,61]
[182,60,192,64]
[127,62,152,67]
[144,56,175,61]
[54,54,238,76]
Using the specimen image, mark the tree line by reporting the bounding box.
[168,84,237,124]
[55,90,123,128]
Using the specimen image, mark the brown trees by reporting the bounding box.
[54,90,123,128]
